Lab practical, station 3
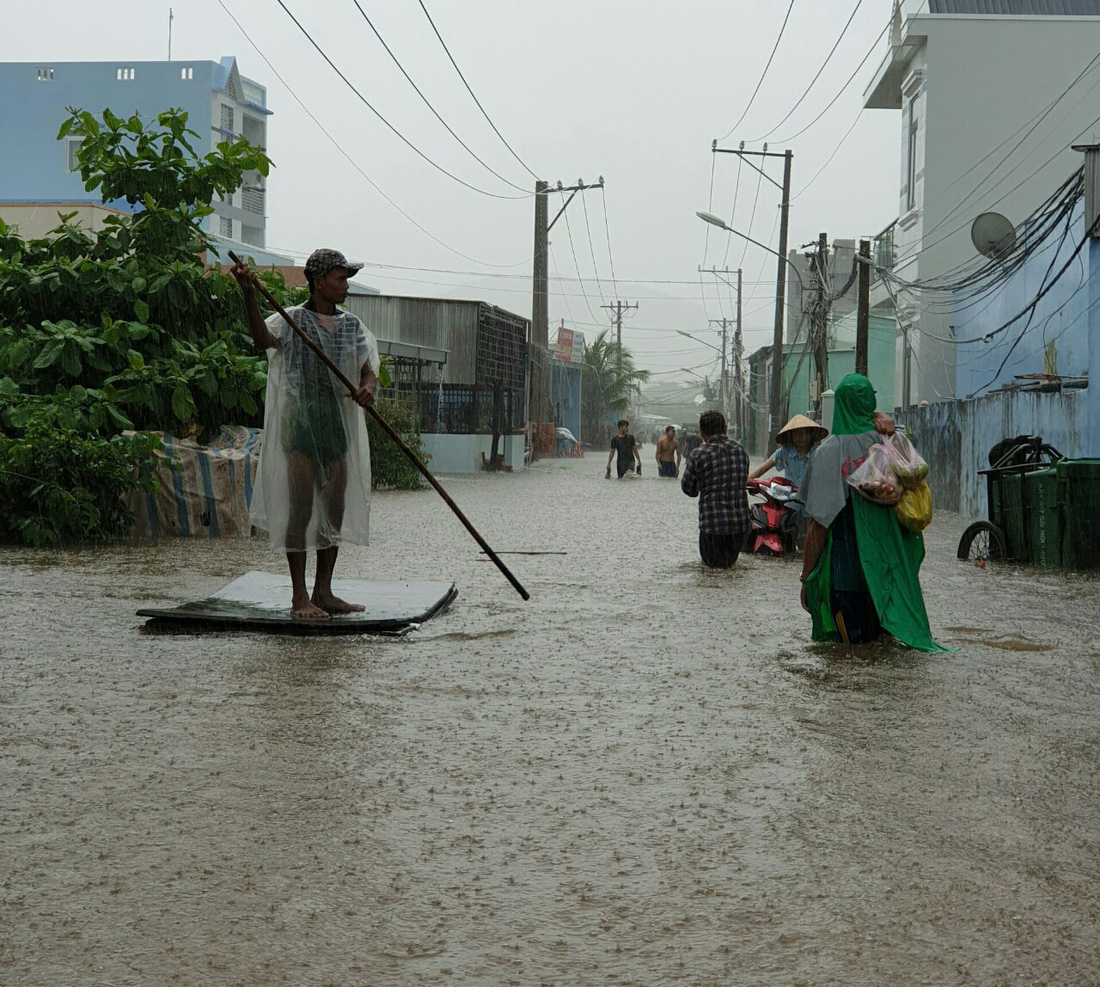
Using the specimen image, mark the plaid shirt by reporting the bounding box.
[680,434,749,534]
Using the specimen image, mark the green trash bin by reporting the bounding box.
[1057,459,1100,571]
[1024,468,1062,569]
[1000,471,1026,562]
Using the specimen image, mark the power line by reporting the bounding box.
[348,0,529,193]
[415,0,540,181]
[216,0,527,268]
[275,0,529,200]
[719,0,796,141]
[772,11,890,144]
[751,0,866,143]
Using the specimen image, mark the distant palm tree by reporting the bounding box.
[581,330,650,446]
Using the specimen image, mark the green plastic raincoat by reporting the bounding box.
[801,374,947,652]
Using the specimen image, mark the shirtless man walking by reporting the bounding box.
[655,425,681,478]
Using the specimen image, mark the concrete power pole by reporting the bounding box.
[736,267,743,439]
[530,180,549,432]
[530,178,604,449]
[770,150,793,441]
[810,232,830,419]
[707,317,732,423]
[856,238,871,377]
[602,300,638,371]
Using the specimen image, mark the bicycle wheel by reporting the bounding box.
[957,520,1007,564]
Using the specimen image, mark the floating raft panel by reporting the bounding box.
[138,570,457,636]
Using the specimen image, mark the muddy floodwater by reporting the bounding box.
[3,456,1099,986]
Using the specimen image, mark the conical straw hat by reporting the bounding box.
[776,413,828,445]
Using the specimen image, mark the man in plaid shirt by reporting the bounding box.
[680,410,749,568]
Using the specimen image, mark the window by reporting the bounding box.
[37,67,54,81]
[180,66,193,80]
[220,216,233,238]
[117,67,135,81]
[220,104,235,134]
[66,137,84,173]
[905,95,918,212]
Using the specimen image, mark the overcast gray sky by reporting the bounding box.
[3,0,903,381]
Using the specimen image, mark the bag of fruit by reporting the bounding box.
[845,443,902,505]
[881,432,929,490]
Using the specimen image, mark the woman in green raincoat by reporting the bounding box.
[798,374,946,652]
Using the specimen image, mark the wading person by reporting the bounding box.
[680,410,749,568]
[605,419,642,479]
[747,414,828,492]
[799,374,946,651]
[232,249,380,619]
[655,425,682,478]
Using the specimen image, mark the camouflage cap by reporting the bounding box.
[304,248,364,280]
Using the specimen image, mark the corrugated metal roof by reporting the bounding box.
[929,0,1100,14]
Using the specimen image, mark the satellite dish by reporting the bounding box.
[971,212,1016,261]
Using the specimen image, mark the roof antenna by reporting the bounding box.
[168,7,173,61]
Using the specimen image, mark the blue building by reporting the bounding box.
[0,56,280,260]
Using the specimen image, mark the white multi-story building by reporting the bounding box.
[864,0,1100,406]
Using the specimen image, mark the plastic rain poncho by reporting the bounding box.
[249,304,380,553]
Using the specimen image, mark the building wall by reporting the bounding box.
[0,201,126,239]
[0,58,268,246]
[419,433,525,474]
[900,389,1089,516]
[954,198,1090,398]
[346,295,480,384]
[866,11,1100,405]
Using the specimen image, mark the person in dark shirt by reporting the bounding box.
[680,410,749,568]
[605,419,642,478]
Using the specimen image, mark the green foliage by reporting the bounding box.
[367,397,430,491]
[0,107,278,544]
[0,422,164,546]
[581,330,651,444]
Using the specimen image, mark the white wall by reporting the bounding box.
[889,13,1100,404]
[418,434,526,474]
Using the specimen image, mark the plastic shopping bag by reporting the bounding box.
[881,432,929,490]
[845,443,902,504]
[895,480,933,532]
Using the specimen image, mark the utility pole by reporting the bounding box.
[707,318,732,422]
[736,266,743,440]
[772,150,793,440]
[809,232,830,420]
[530,180,549,435]
[699,266,743,437]
[601,300,638,371]
[530,177,603,448]
[856,238,871,377]
[709,144,791,444]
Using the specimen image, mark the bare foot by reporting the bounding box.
[291,599,330,620]
[311,594,365,615]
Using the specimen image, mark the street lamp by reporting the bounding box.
[696,210,802,445]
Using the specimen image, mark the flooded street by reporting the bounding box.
[3,456,1099,986]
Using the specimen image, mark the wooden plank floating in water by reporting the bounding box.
[138,571,457,636]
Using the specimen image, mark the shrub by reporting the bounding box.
[367,397,430,491]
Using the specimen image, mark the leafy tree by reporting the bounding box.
[580,330,651,446]
[0,107,282,545]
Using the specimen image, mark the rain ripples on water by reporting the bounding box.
[2,456,1098,984]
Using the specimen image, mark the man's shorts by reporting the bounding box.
[658,461,677,478]
[282,394,348,469]
[617,462,636,478]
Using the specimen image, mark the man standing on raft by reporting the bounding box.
[232,249,380,619]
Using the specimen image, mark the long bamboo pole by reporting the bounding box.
[229,252,530,601]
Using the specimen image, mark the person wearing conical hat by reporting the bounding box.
[747,413,829,498]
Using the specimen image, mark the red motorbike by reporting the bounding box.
[744,476,800,556]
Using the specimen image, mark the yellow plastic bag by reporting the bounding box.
[895,480,933,532]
